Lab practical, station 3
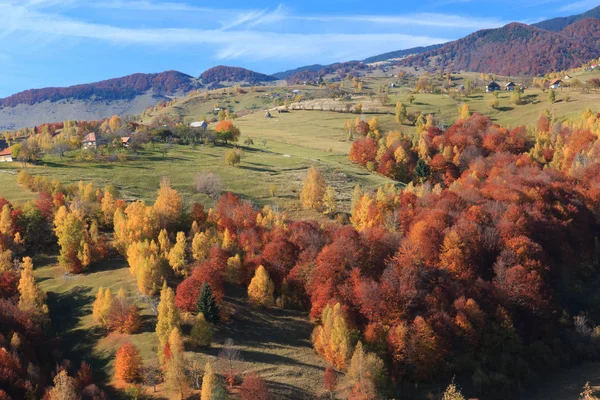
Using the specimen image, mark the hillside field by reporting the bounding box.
[0,110,393,219]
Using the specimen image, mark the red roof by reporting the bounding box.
[0,147,12,156]
[82,132,96,143]
[121,136,131,143]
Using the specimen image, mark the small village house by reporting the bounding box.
[504,82,517,91]
[82,132,97,149]
[486,81,501,92]
[121,136,131,148]
[0,147,13,162]
[550,79,562,89]
[190,121,208,130]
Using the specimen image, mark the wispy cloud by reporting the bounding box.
[219,5,287,31]
[559,0,599,12]
[0,1,452,63]
[90,0,211,12]
[296,13,509,30]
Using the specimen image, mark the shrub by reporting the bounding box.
[195,172,223,200]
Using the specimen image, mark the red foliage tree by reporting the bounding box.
[349,137,377,167]
[323,367,338,393]
[240,373,270,400]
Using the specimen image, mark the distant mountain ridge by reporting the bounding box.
[399,18,600,76]
[273,45,444,81]
[533,5,600,31]
[0,70,198,108]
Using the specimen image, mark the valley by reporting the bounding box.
[2,3,600,400]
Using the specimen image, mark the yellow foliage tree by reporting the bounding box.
[114,201,159,254]
[18,257,48,315]
[200,362,219,400]
[101,189,117,227]
[247,265,274,307]
[221,228,233,251]
[47,370,79,400]
[54,208,91,273]
[164,328,188,399]
[158,229,172,258]
[226,254,243,285]
[348,341,385,396]
[351,184,362,215]
[351,194,383,232]
[126,240,164,295]
[458,103,470,121]
[0,204,12,237]
[312,303,352,370]
[92,287,115,327]
[322,185,337,215]
[92,287,106,323]
[156,282,180,357]
[168,232,188,277]
[300,166,326,211]
[153,178,182,229]
[191,231,213,262]
[0,247,13,272]
[190,312,214,347]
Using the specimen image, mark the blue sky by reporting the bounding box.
[0,0,597,97]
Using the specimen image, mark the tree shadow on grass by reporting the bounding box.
[140,313,158,334]
[145,156,192,162]
[266,380,317,400]
[237,348,324,371]
[237,165,277,174]
[46,286,112,384]
[216,286,314,350]
[42,162,80,169]
[497,106,515,112]
[89,256,127,273]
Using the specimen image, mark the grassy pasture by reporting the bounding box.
[0,113,393,218]
[0,171,38,204]
[34,256,327,399]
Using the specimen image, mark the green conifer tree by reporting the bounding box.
[196,282,220,324]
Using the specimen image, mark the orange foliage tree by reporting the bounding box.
[115,342,143,383]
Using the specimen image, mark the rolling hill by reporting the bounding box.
[0,71,200,130]
[284,61,371,83]
[272,64,326,80]
[0,70,197,108]
[199,66,277,86]
[362,43,445,64]
[399,19,600,76]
